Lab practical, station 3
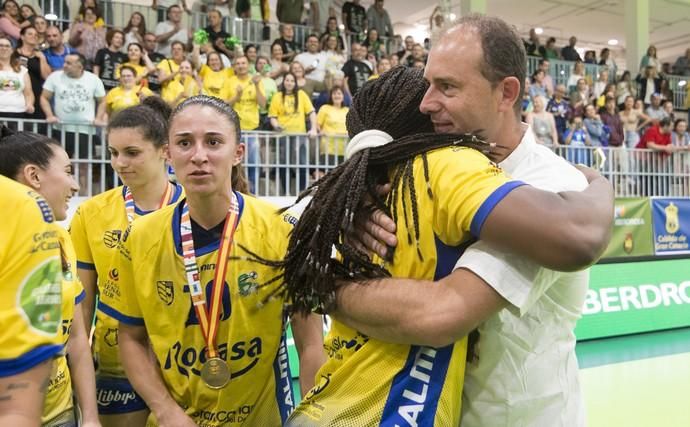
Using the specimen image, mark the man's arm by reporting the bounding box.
[291,313,326,393]
[119,323,196,426]
[334,268,508,347]
[40,89,58,122]
[0,361,51,427]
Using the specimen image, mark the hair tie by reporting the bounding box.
[345,129,393,160]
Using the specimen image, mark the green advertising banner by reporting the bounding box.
[602,198,654,259]
[575,258,690,340]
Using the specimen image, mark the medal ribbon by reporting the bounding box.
[180,193,240,359]
[123,182,175,224]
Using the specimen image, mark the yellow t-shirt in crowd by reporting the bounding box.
[268,90,314,133]
[222,75,265,131]
[199,65,234,98]
[115,62,149,81]
[161,75,201,106]
[105,86,154,115]
[316,104,348,156]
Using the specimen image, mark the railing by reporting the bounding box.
[4,118,689,199]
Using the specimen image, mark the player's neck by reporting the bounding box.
[128,173,170,211]
[187,186,234,230]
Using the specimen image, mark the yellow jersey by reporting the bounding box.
[0,176,63,376]
[288,147,526,426]
[100,193,299,426]
[43,227,86,424]
[161,75,201,106]
[69,184,184,377]
[316,105,348,156]
[222,75,265,131]
[268,91,314,133]
[105,86,154,115]
[200,65,234,98]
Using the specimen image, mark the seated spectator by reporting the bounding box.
[561,36,581,62]
[547,84,571,142]
[269,72,317,192]
[645,93,666,122]
[342,42,372,96]
[19,4,37,27]
[662,100,675,122]
[636,65,661,106]
[269,41,290,84]
[160,59,199,106]
[204,9,231,55]
[599,47,615,70]
[566,60,586,91]
[316,85,348,168]
[0,0,22,43]
[639,45,661,75]
[0,35,33,120]
[314,69,351,110]
[74,0,105,27]
[543,37,559,60]
[154,5,190,58]
[43,25,77,70]
[526,95,557,145]
[245,44,258,73]
[368,56,390,80]
[583,50,597,64]
[104,65,153,117]
[388,51,399,66]
[255,55,278,129]
[289,60,324,98]
[157,40,187,91]
[93,29,126,92]
[600,96,624,148]
[197,50,232,98]
[569,78,592,116]
[194,41,231,70]
[295,34,327,83]
[523,28,545,57]
[319,16,346,52]
[615,70,633,108]
[592,68,609,100]
[671,118,690,147]
[528,69,549,100]
[273,23,300,62]
[396,35,414,63]
[620,95,651,148]
[362,28,386,61]
[123,12,146,48]
[116,42,156,85]
[673,48,690,76]
[564,116,591,165]
[33,16,48,50]
[638,117,673,151]
[69,7,107,68]
[583,104,606,146]
[322,34,346,76]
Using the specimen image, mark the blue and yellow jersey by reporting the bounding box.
[43,227,86,424]
[69,184,183,376]
[289,147,525,426]
[0,176,63,377]
[99,193,298,426]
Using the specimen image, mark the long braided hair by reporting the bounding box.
[258,66,500,314]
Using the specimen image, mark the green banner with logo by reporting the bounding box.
[601,197,654,259]
[575,258,690,340]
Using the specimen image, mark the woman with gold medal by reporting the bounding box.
[99,95,325,426]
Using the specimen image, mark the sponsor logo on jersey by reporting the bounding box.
[190,406,254,425]
[103,230,122,249]
[108,268,119,281]
[104,328,118,347]
[163,338,263,380]
[96,388,137,408]
[238,272,258,297]
[19,258,62,335]
[157,281,174,305]
[30,230,60,254]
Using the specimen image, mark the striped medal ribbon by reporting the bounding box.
[123,182,175,224]
[179,193,240,389]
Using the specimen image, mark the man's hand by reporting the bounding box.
[345,184,397,259]
[46,115,59,124]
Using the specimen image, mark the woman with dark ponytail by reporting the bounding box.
[69,96,184,427]
[0,127,100,427]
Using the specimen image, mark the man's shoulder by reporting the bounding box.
[517,144,588,191]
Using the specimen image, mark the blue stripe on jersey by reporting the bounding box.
[75,289,86,305]
[171,183,184,203]
[98,302,145,326]
[433,235,476,281]
[0,344,63,377]
[272,332,295,423]
[76,261,96,270]
[469,180,528,238]
[121,183,183,215]
[172,191,246,257]
[379,345,454,426]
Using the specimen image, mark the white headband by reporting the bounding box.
[344,129,394,160]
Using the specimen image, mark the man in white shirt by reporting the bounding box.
[295,34,327,83]
[154,5,191,57]
[329,15,614,426]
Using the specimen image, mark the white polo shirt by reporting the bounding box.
[457,125,589,427]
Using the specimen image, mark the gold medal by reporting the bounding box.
[200,357,230,389]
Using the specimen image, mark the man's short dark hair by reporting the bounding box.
[68,53,87,68]
[452,14,526,118]
[660,117,671,128]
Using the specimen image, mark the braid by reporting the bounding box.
[254,66,502,314]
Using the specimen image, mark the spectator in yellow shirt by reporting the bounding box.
[161,59,200,106]
[269,72,317,193]
[115,42,157,85]
[317,86,348,168]
[197,51,233,98]
[105,65,153,118]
